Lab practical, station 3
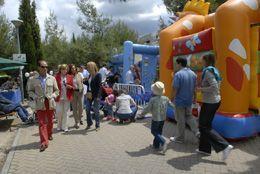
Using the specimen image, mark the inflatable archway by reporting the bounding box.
[159,0,260,139]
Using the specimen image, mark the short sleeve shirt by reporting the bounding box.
[173,68,196,107]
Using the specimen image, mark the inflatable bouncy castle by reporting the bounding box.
[159,0,260,139]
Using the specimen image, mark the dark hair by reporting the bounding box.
[113,89,119,97]
[176,57,187,67]
[67,64,76,75]
[203,54,215,67]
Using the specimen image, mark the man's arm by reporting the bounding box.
[28,79,37,100]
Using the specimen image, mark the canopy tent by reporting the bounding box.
[0,66,21,71]
[0,57,27,68]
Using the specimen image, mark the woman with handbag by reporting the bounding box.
[84,62,102,131]
[197,54,233,161]
[68,64,84,129]
[55,64,74,132]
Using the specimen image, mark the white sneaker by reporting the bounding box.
[169,137,184,143]
[57,128,61,131]
[196,149,211,156]
[63,129,69,132]
[222,145,233,161]
[162,143,167,154]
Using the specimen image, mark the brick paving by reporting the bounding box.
[2,111,260,174]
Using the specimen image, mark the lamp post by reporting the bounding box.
[11,19,24,103]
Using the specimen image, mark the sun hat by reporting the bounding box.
[151,81,165,96]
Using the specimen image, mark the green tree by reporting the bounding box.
[76,0,138,65]
[0,0,4,6]
[163,0,226,14]
[44,11,66,43]
[19,0,36,70]
[43,11,68,69]
[0,14,15,58]
[31,0,43,61]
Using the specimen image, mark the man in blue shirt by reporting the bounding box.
[170,57,199,143]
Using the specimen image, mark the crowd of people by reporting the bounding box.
[23,53,233,161]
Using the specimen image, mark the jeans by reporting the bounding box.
[199,102,229,153]
[15,106,29,122]
[151,120,165,149]
[103,103,113,117]
[115,106,138,121]
[86,98,100,128]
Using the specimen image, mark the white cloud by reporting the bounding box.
[1,0,169,39]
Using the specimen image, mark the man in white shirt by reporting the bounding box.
[125,65,135,84]
[99,64,109,83]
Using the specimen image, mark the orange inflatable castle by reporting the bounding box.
[159,0,260,139]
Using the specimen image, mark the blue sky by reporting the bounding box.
[1,0,169,39]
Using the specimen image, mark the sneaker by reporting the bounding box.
[85,125,92,130]
[95,127,100,131]
[169,137,184,143]
[162,142,167,154]
[74,123,80,129]
[57,128,61,131]
[196,149,211,156]
[222,145,233,161]
[63,129,69,132]
[195,132,200,139]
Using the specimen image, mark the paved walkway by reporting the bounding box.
[2,112,260,174]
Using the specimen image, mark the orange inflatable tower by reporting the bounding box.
[160,0,260,139]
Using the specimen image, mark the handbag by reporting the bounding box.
[86,92,92,100]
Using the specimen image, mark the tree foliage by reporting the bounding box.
[31,0,43,60]
[163,0,226,14]
[19,0,42,70]
[0,14,15,58]
[76,0,138,65]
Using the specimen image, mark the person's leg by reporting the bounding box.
[202,103,229,153]
[130,106,138,120]
[86,99,93,127]
[198,103,212,154]
[93,98,100,128]
[78,92,84,122]
[72,93,78,124]
[185,106,199,135]
[56,101,63,130]
[62,100,70,130]
[151,120,160,149]
[15,107,28,122]
[173,106,186,141]
[37,110,48,146]
[157,121,166,146]
[47,110,54,138]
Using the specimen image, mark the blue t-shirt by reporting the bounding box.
[173,68,196,107]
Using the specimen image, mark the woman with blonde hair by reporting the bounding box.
[68,64,84,129]
[83,61,102,131]
[55,64,74,132]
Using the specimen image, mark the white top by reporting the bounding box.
[73,76,78,89]
[99,67,109,82]
[125,70,134,84]
[88,77,92,91]
[83,69,90,78]
[61,76,67,100]
[115,94,136,114]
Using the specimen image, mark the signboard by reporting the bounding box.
[13,54,26,62]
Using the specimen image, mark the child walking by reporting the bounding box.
[140,81,174,154]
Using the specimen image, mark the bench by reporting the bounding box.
[0,111,17,131]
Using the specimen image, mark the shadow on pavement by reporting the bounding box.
[13,142,39,151]
[167,153,226,171]
[125,145,165,157]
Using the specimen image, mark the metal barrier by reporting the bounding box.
[113,83,148,107]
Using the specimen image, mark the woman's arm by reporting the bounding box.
[200,71,219,92]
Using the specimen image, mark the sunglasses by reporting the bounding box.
[40,65,48,69]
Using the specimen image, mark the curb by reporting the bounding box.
[0,129,21,174]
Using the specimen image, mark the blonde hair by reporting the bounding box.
[58,64,67,72]
[87,61,98,73]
